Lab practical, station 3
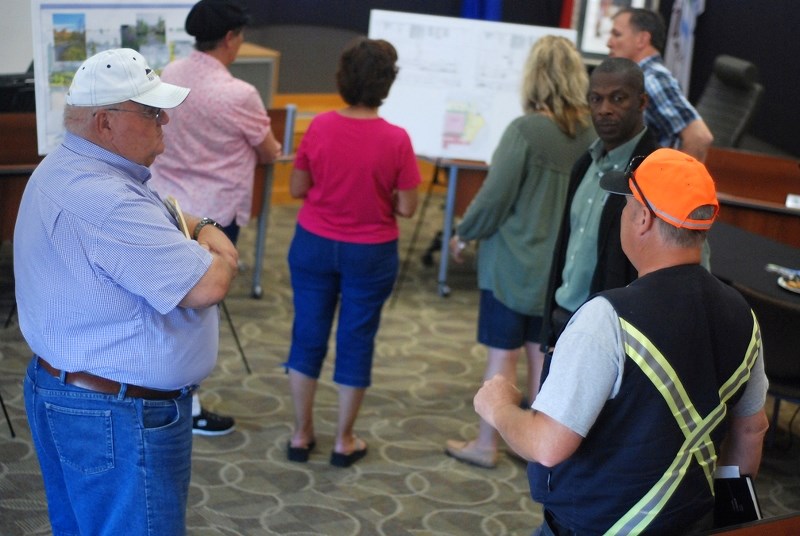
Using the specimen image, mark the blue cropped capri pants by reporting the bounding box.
[286,224,398,388]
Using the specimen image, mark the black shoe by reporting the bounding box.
[330,442,368,468]
[287,440,317,463]
[192,408,235,436]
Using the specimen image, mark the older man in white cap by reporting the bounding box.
[14,48,238,535]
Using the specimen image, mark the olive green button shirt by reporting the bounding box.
[456,113,596,316]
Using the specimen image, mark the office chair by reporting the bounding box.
[733,282,800,448]
[695,55,764,148]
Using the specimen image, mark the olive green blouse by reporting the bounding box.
[456,113,596,316]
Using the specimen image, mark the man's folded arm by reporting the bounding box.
[179,214,238,308]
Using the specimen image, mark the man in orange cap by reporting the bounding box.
[474,148,769,535]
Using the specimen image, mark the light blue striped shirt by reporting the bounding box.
[14,131,217,389]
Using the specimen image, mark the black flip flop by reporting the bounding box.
[330,444,368,468]
[287,440,316,463]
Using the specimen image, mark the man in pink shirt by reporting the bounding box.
[150,0,282,435]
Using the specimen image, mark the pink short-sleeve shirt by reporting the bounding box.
[295,111,421,243]
[150,51,270,226]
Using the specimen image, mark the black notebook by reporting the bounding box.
[713,475,762,528]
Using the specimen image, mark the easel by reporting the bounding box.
[391,158,444,306]
[0,115,40,439]
[392,157,488,301]
[250,105,296,298]
[0,298,14,437]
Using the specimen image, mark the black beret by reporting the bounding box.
[185,0,251,41]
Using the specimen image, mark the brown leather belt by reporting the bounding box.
[37,356,185,400]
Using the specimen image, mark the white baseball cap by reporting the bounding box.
[66,48,189,108]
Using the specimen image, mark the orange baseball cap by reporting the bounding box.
[600,148,719,230]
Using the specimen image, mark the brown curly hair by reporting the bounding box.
[336,37,399,108]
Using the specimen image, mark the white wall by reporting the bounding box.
[1,0,34,73]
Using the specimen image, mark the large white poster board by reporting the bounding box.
[368,10,576,163]
[31,1,195,155]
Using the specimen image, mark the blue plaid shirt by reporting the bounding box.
[14,131,218,389]
[639,54,701,149]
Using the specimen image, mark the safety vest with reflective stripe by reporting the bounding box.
[529,265,758,535]
[606,310,760,535]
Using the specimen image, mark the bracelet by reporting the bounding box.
[192,217,223,240]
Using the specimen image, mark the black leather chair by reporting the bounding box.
[695,55,764,148]
[733,282,800,447]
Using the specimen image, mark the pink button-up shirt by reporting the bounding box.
[150,51,271,227]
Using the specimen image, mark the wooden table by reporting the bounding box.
[706,147,800,248]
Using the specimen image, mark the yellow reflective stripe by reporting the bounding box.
[607,402,730,535]
[605,314,758,536]
[620,320,716,487]
[719,311,760,404]
[622,332,700,434]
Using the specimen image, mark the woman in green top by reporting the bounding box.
[445,36,596,468]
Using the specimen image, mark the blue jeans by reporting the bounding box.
[287,224,398,387]
[24,357,194,535]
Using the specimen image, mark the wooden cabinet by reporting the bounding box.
[705,147,800,249]
[0,113,40,242]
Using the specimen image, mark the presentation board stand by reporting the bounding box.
[368,10,575,163]
[437,160,488,296]
[368,10,575,295]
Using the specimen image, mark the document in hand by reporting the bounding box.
[713,474,762,528]
[163,195,190,239]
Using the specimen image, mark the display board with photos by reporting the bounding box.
[31,0,197,155]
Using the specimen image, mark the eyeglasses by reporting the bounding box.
[100,106,164,123]
[625,155,655,215]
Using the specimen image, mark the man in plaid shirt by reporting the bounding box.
[607,7,714,162]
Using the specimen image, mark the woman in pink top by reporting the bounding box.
[286,38,420,468]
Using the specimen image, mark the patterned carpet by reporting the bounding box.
[1,200,800,535]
